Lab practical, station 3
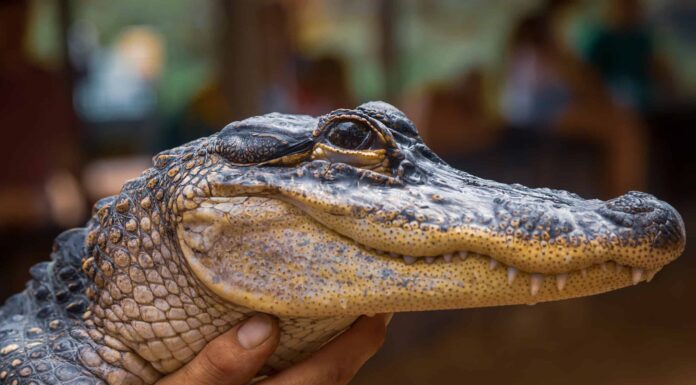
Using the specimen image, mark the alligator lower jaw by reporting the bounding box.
[358,244,661,296]
[179,196,668,316]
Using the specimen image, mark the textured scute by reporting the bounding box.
[215,113,316,164]
[598,191,686,248]
[357,101,419,137]
[77,151,354,377]
[0,229,109,385]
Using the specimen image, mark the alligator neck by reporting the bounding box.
[81,189,357,380]
[79,185,247,377]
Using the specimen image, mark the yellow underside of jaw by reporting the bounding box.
[177,197,666,318]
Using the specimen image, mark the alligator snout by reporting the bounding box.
[606,191,666,214]
[599,191,685,250]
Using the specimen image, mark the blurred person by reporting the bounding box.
[0,0,82,227]
[500,0,575,130]
[584,0,673,113]
[164,1,300,149]
[163,79,233,150]
[295,54,353,116]
[411,68,500,161]
[166,51,353,148]
[500,0,648,197]
[74,25,164,157]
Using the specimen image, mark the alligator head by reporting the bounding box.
[83,101,685,378]
[174,101,685,315]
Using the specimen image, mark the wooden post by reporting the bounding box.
[216,0,264,119]
[378,0,399,104]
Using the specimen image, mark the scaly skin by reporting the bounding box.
[0,102,686,384]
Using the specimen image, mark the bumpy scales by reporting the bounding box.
[0,102,686,384]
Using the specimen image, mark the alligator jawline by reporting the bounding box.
[358,244,660,295]
[186,195,661,296]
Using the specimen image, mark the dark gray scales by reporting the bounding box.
[0,229,104,385]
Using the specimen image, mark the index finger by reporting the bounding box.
[260,313,392,385]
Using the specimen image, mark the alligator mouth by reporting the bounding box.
[188,101,685,315]
[356,243,660,295]
[177,195,673,316]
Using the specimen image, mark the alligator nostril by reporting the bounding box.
[650,202,686,250]
[605,191,656,215]
[600,191,686,250]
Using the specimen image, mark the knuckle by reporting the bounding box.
[366,322,387,351]
[200,353,231,381]
[198,339,237,379]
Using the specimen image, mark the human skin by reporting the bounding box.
[155,313,391,385]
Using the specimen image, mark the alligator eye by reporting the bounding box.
[325,120,374,150]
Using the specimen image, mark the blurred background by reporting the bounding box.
[0,0,694,383]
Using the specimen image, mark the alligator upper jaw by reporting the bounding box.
[210,158,684,273]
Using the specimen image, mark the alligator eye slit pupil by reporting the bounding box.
[326,121,372,150]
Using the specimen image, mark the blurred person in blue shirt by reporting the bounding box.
[500,0,649,197]
[584,0,673,113]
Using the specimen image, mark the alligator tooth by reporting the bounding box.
[556,274,568,292]
[443,253,453,263]
[457,251,468,261]
[580,268,588,277]
[631,268,644,285]
[425,256,436,264]
[489,258,498,270]
[365,246,374,252]
[601,262,612,272]
[403,256,417,264]
[646,268,660,282]
[507,267,517,285]
[530,274,543,296]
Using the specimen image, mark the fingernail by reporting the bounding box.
[237,314,273,349]
[384,313,394,326]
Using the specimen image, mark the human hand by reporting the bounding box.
[155,313,392,385]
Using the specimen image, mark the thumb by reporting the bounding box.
[156,314,280,385]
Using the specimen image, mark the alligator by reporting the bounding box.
[0,101,686,384]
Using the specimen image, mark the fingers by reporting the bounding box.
[156,314,280,385]
[261,313,391,385]
[156,312,392,385]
